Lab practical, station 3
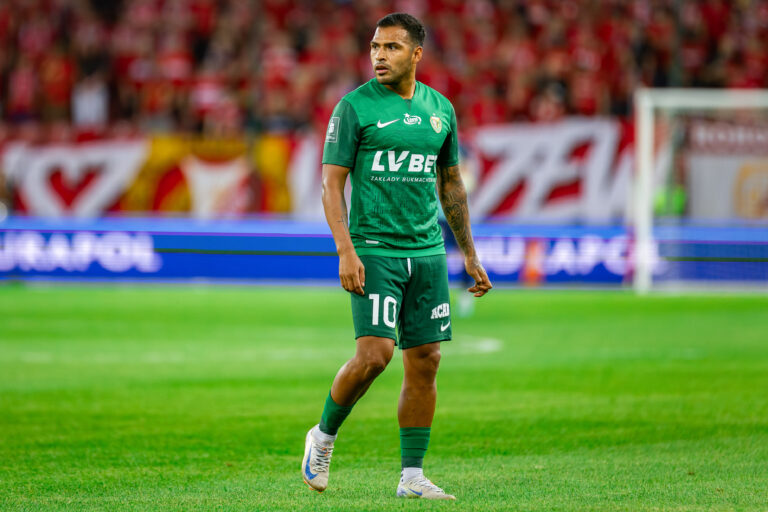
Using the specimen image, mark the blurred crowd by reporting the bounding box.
[1,0,767,137]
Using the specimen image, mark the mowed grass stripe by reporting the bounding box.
[1,286,767,511]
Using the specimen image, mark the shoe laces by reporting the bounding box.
[311,442,333,472]
[409,475,445,494]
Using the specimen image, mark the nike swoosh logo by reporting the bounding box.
[304,446,318,480]
[409,489,423,496]
[440,321,451,332]
[377,119,399,128]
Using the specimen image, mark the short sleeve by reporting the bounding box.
[436,106,460,168]
[321,100,361,168]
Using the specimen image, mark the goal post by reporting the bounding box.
[633,88,768,293]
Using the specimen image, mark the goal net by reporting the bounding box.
[634,89,768,293]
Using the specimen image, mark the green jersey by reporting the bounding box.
[322,79,460,257]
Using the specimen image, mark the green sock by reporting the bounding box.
[400,427,431,468]
[318,392,354,435]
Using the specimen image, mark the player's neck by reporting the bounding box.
[383,75,416,99]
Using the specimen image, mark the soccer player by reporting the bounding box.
[302,12,492,500]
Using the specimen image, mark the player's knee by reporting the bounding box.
[423,349,441,373]
[360,353,390,378]
[408,346,440,378]
[355,336,393,378]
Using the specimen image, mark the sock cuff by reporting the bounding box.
[328,392,354,411]
[400,430,431,449]
[400,427,431,469]
[319,391,354,436]
[399,427,431,436]
[399,427,431,447]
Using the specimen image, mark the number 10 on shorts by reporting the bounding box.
[369,294,397,328]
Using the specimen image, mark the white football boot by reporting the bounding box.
[396,474,456,500]
[301,425,334,492]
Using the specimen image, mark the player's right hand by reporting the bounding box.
[339,251,365,295]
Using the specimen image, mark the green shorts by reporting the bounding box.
[351,254,452,349]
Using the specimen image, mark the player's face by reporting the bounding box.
[370,26,422,85]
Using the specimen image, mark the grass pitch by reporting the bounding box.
[1,285,767,511]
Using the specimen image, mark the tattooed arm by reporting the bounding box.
[322,163,365,295]
[436,164,492,297]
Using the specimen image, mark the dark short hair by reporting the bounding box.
[376,12,425,47]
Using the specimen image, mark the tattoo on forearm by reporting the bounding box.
[337,201,349,231]
[438,166,475,259]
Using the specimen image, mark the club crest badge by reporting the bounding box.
[430,115,442,133]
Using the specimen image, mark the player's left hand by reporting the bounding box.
[465,256,492,297]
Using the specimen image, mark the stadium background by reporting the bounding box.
[1,1,768,511]
[1,0,766,287]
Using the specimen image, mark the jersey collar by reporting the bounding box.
[372,78,420,101]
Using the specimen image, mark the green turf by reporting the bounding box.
[1,285,767,511]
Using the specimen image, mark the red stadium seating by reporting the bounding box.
[0,0,766,135]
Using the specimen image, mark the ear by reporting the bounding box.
[413,45,423,64]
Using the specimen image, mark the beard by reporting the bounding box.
[375,64,411,86]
